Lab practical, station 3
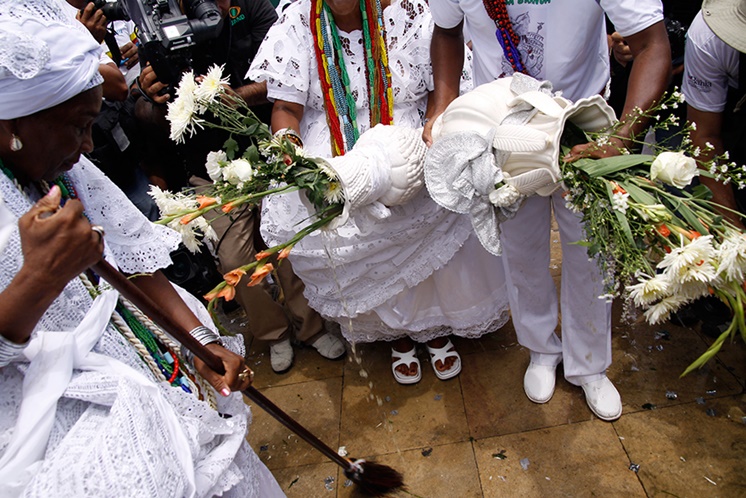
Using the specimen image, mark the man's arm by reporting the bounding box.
[232,81,269,107]
[100,61,129,101]
[688,105,743,227]
[567,21,671,160]
[423,22,465,146]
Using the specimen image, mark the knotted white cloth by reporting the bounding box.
[0,0,103,119]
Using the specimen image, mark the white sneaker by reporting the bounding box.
[523,362,558,404]
[269,338,294,373]
[308,332,346,360]
[581,377,622,421]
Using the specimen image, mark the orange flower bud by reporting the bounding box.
[221,202,237,213]
[255,251,272,261]
[196,195,218,209]
[610,181,627,195]
[204,284,236,302]
[247,262,274,287]
[278,245,294,260]
[180,212,201,225]
[223,268,246,286]
[656,224,671,237]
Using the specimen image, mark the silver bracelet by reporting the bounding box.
[189,325,222,346]
[0,334,29,367]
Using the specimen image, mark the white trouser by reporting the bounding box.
[499,190,612,386]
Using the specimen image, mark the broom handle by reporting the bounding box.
[91,260,351,470]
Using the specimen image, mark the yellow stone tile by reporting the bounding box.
[270,462,341,497]
[474,420,645,497]
[615,399,746,497]
[246,377,342,469]
[339,342,470,456]
[247,338,346,389]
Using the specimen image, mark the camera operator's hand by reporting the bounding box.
[139,64,171,105]
[120,41,140,70]
[76,2,108,44]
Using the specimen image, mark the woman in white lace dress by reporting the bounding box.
[0,3,283,497]
[248,0,510,384]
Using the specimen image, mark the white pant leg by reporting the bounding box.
[552,191,612,385]
[499,195,563,364]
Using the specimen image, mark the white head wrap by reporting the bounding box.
[0,0,103,119]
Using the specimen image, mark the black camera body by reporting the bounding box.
[90,0,224,89]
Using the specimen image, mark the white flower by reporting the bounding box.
[644,294,689,324]
[148,185,197,216]
[611,191,629,214]
[317,159,338,180]
[324,181,345,204]
[489,184,521,207]
[223,158,254,185]
[175,70,198,99]
[166,92,204,144]
[205,150,228,182]
[716,234,746,282]
[659,235,717,285]
[195,64,229,103]
[650,151,699,188]
[628,274,671,307]
[634,203,671,223]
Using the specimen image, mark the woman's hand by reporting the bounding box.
[19,185,104,293]
[193,342,254,396]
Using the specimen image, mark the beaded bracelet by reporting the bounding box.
[273,127,304,148]
[0,334,29,368]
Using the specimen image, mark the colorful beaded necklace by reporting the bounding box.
[482,0,527,74]
[0,159,198,395]
[311,0,394,156]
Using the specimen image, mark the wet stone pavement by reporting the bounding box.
[218,228,746,497]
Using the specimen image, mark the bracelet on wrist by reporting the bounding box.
[189,325,223,346]
[273,127,304,148]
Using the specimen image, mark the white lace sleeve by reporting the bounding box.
[247,0,313,105]
[67,158,182,274]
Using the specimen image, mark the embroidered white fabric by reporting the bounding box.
[250,0,509,342]
[0,159,282,497]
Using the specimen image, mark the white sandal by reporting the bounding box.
[426,339,461,380]
[391,347,421,385]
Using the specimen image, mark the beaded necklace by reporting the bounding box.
[0,159,210,401]
[482,0,527,74]
[311,0,393,156]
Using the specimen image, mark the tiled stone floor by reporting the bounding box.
[226,228,746,497]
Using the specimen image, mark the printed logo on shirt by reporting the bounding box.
[686,71,712,93]
[498,12,545,78]
[229,6,245,25]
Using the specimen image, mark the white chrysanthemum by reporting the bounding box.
[489,184,521,207]
[205,150,228,182]
[628,274,671,307]
[671,279,711,301]
[167,220,201,252]
[716,234,746,282]
[611,191,629,214]
[317,159,337,180]
[175,70,198,98]
[166,93,204,144]
[149,185,197,216]
[644,294,689,324]
[324,181,345,204]
[195,64,228,103]
[659,235,717,284]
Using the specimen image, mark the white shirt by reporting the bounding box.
[683,11,741,113]
[430,0,662,100]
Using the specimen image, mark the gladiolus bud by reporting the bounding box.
[656,224,671,237]
[278,245,293,260]
[255,251,272,261]
[247,263,274,287]
[204,284,236,302]
[180,212,201,225]
[223,268,246,286]
[196,195,218,209]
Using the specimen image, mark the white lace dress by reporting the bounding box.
[0,159,284,498]
[248,0,510,344]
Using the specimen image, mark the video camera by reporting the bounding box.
[88,0,224,90]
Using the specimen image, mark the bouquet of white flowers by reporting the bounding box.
[425,75,745,376]
[150,66,344,311]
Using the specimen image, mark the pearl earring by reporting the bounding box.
[9,134,22,152]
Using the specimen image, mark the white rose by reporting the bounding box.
[205,150,227,182]
[488,184,521,207]
[650,151,699,188]
[223,158,254,185]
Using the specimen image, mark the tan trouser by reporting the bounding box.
[191,176,323,342]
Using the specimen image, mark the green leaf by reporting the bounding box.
[619,180,658,205]
[574,154,656,178]
[223,138,239,160]
[691,184,713,200]
[243,144,260,163]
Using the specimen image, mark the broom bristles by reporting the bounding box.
[344,458,405,496]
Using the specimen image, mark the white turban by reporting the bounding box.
[0,0,103,119]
